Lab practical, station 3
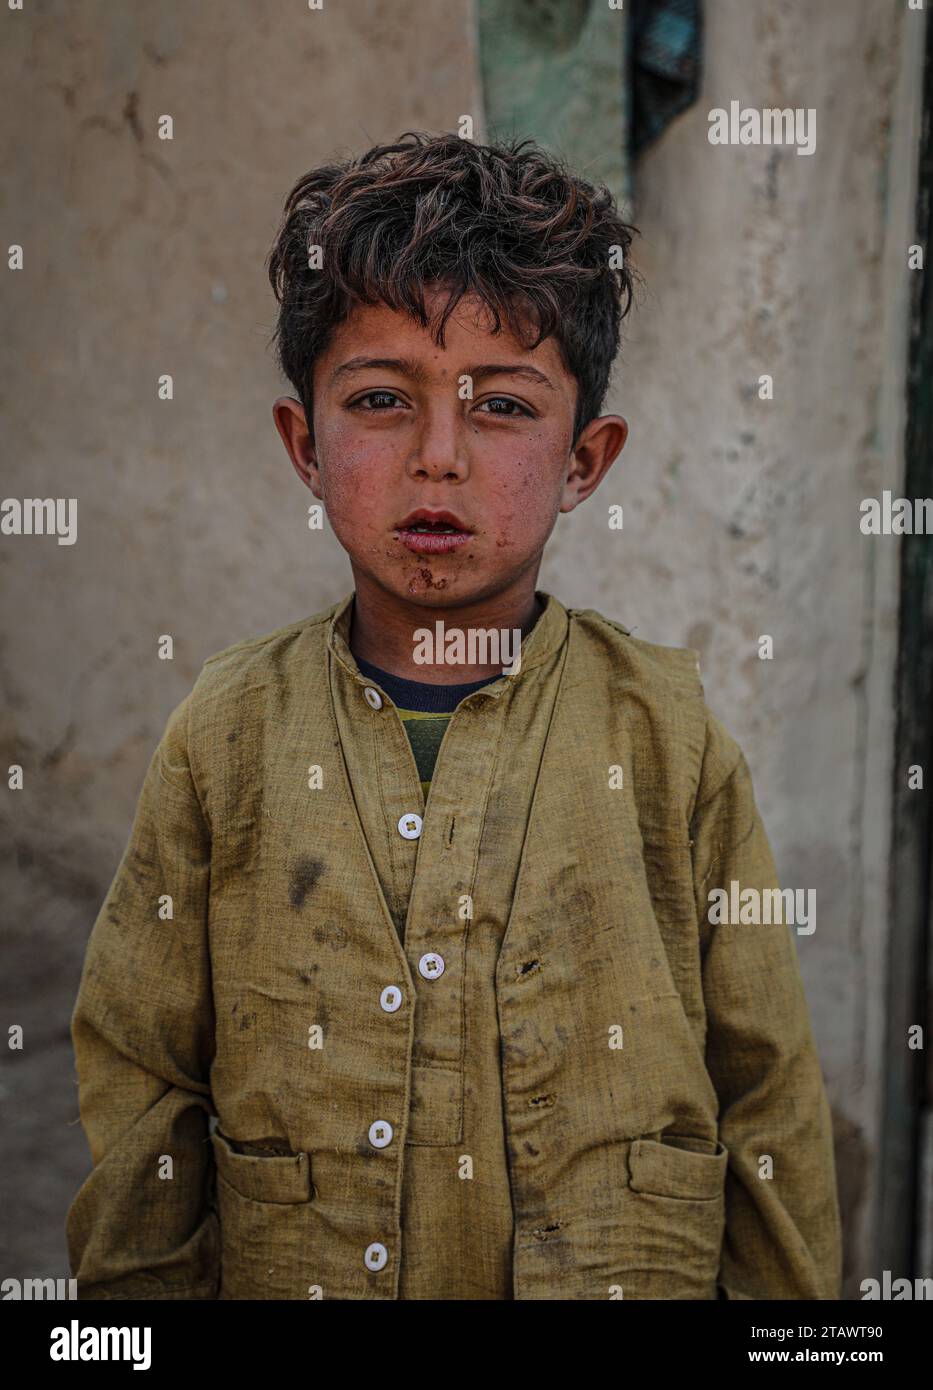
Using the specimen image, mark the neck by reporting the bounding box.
[348,571,545,685]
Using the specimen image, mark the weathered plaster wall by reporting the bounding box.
[530,0,924,1291]
[0,0,924,1292]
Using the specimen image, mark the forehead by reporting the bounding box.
[318,290,569,381]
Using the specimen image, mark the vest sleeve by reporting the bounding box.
[690,713,843,1300]
[66,690,219,1299]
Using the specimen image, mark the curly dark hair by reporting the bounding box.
[266,130,638,447]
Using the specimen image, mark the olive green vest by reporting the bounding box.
[199,600,729,1299]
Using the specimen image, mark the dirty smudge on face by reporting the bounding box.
[407,567,447,594]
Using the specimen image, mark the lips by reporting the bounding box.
[396,508,471,533]
[394,508,473,555]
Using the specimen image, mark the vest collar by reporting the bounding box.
[326,588,570,699]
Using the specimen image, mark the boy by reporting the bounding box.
[67,131,842,1300]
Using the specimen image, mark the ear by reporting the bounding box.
[560,415,628,513]
[272,397,321,495]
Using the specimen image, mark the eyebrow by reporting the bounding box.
[330,356,555,391]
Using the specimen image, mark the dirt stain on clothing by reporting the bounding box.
[289,857,325,910]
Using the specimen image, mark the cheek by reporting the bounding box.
[315,428,391,527]
[485,443,564,549]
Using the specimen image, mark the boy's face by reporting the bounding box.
[273,287,627,611]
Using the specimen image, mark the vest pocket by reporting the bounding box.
[511,1136,729,1299]
[211,1129,316,1299]
[627,1135,728,1199]
[619,1136,728,1298]
[211,1129,313,1203]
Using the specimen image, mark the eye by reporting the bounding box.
[350,390,407,411]
[475,396,533,418]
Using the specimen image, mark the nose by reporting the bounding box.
[405,408,470,483]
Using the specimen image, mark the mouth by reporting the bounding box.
[394,509,473,555]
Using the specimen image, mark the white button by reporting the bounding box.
[365,1242,388,1271]
[363,687,383,710]
[368,1119,394,1149]
[397,812,423,839]
[380,985,402,1013]
[418,951,445,980]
